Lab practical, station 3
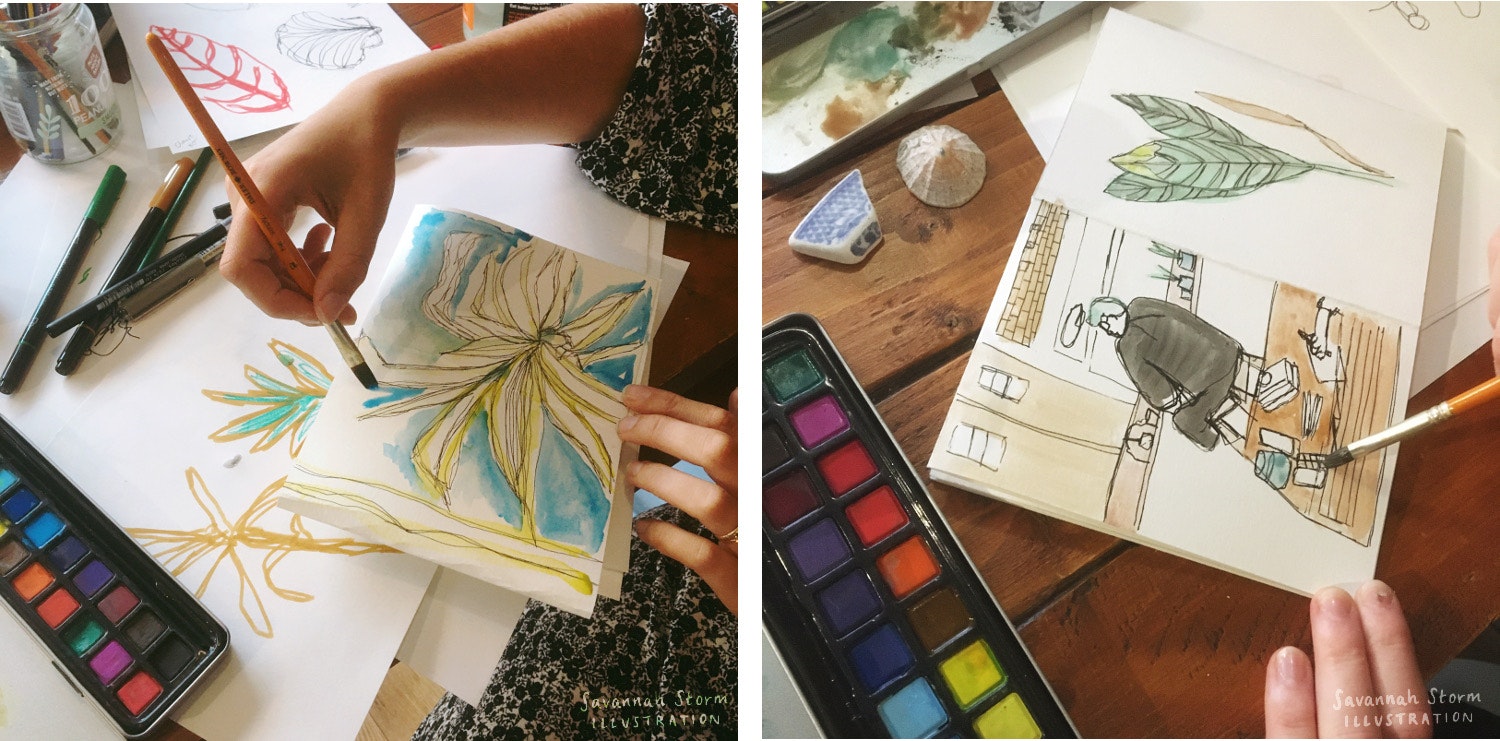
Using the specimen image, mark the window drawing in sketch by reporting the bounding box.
[283,209,656,610]
[935,200,1400,546]
[1106,93,1392,202]
[149,25,292,113]
[276,12,386,70]
[203,340,332,457]
[127,469,396,638]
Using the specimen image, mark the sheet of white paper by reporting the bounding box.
[0,80,665,738]
[1333,2,1500,179]
[395,567,531,706]
[112,4,429,152]
[0,609,122,740]
[0,85,437,741]
[283,207,659,618]
[997,3,1500,387]
[1036,10,1446,328]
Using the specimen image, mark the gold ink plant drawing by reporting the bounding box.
[127,469,395,638]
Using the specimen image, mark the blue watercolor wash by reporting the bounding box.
[368,209,530,365]
[2,487,39,520]
[878,679,948,738]
[582,289,652,350]
[849,622,914,692]
[461,409,523,531]
[364,384,424,410]
[585,355,637,391]
[22,510,65,549]
[533,411,610,552]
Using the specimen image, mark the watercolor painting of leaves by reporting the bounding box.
[203,340,332,457]
[1105,93,1392,202]
[127,469,395,638]
[361,230,649,549]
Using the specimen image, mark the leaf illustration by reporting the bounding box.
[1110,138,1316,191]
[1197,91,1392,178]
[38,105,61,140]
[1104,171,1260,203]
[1112,93,1253,145]
[150,25,291,114]
[276,12,385,70]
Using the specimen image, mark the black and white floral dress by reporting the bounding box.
[412,5,737,740]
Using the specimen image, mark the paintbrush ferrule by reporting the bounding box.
[1343,402,1452,459]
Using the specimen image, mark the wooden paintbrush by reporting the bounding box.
[1325,376,1500,468]
[143,31,377,390]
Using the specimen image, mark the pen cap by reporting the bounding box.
[212,202,232,220]
[86,165,128,224]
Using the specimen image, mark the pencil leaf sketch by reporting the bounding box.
[275,12,385,70]
[1106,94,1392,202]
[938,200,1400,547]
[1369,1,1480,30]
[203,340,332,457]
[126,469,396,638]
[149,25,292,113]
[283,208,656,610]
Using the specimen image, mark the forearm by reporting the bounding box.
[361,3,645,149]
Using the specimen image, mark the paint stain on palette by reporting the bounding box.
[761,313,1076,738]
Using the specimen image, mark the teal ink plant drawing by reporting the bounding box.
[1105,92,1393,202]
[203,340,332,457]
[281,208,656,616]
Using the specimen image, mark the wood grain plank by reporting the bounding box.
[763,91,1045,394]
[1019,546,1303,738]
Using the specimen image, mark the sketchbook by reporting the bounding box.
[928,11,1447,595]
[281,206,658,618]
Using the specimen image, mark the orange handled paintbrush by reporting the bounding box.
[1325,376,1500,468]
[143,32,377,390]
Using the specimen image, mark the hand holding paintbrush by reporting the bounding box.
[143,31,377,389]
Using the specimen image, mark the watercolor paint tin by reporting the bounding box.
[0,416,229,738]
[763,314,1075,738]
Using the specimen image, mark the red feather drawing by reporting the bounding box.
[151,25,291,114]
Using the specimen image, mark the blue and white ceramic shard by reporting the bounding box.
[788,170,883,265]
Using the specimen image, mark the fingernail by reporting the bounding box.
[618,415,638,432]
[1360,580,1396,607]
[1275,647,1307,683]
[622,385,647,404]
[626,460,642,477]
[1314,586,1353,618]
[317,292,350,325]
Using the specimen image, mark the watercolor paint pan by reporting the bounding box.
[763,313,1075,738]
[0,415,229,738]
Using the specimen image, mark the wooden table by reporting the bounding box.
[763,79,1500,737]
[0,5,734,740]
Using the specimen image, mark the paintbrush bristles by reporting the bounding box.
[1322,448,1353,470]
